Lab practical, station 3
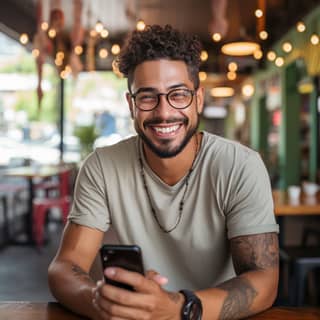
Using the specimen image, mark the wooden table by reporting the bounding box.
[273,190,320,246]
[2,165,65,244]
[273,190,320,216]
[0,302,319,319]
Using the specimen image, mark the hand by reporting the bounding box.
[92,267,184,320]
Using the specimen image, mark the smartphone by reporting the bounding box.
[100,244,144,291]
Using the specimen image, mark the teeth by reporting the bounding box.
[154,125,179,133]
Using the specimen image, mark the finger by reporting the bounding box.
[104,267,156,293]
[92,294,109,320]
[146,270,168,286]
[100,283,157,311]
[98,297,152,320]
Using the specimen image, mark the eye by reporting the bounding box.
[169,90,190,101]
[136,93,157,102]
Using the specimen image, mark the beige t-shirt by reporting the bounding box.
[69,132,279,291]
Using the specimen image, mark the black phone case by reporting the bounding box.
[100,244,144,291]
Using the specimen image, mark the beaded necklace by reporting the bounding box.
[138,135,199,233]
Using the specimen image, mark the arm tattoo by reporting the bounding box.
[168,292,181,304]
[231,232,279,274]
[71,264,94,284]
[218,277,257,319]
[217,233,278,319]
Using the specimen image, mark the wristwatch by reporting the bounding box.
[179,289,203,320]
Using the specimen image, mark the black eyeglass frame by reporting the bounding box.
[130,88,197,112]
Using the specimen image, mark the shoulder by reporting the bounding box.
[95,135,137,157]
[79,135,138,173]
[201,131,261,170]
[93,135,138,165]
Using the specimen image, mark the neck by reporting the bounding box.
[141,133,200,186]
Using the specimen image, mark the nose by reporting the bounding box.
[153,93,172,117]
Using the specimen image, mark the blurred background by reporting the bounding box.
[0,0,319,307]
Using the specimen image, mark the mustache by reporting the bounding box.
[143,117,188,128]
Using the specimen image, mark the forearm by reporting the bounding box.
[196,268,278,320]
[48,258,97,319]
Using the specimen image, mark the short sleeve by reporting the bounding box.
[68,151,110,232]
[226,152,279,239]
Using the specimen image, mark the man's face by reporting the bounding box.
[127,59,204,158]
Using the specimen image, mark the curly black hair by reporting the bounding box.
[116,25,202,91]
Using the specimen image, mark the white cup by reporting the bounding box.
[288,185,301,200]
[302,182,319,197]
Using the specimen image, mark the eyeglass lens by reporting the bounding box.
[134,89,194,111]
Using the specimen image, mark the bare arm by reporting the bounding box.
[196,232,279,320]
[48,222,104,319]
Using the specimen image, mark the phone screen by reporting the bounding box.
[100,244,144,291]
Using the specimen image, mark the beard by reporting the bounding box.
[135,114,200,158]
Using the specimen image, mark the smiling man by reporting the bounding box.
[48,25,279,320]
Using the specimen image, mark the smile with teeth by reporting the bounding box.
[153,124,180,134]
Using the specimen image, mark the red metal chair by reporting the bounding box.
[32,169,72,248]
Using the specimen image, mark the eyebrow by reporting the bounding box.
[133,83,189,95]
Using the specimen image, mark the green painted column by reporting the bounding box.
[259,96,269,155]
[279,63,301,189]
[250,94,260,151]
[309,81,318,182]
[250,94,269,158]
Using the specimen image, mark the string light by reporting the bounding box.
[310,34,319,45]
[19,33,29,44]
[32,49,40,58]
[65,65,71,73]
[259,30,268,40]
[227,71,237,80]
[111,44,121,55]
[55,59,63,66]
[228,62,238,72]
[99,48,108,59]
[253,49,263,60]
[242,84,255,97]
[296,21,306,32]
[56,51,64,60]
[275,57,284,67]
[136,20,146,31]
[282,42,293,53]
[267,51,276,61]
[101,29,109,38]
[95,21,104,33]
[199,72,207,81]
[200,50,208,61]
[48,29,56,38]
[74,45,83,55]
[41,22,49,31]
[212,33,222,42]
[90,30,97,37]
[255,9,263,18]
[60,70,68,79]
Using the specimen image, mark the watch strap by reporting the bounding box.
[179,289,203,320]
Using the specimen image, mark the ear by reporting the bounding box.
[195,87,205,114]
[126,92,134,119]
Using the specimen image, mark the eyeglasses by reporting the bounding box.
[131,88,196,111]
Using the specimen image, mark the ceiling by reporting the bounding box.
[0,0,319,88]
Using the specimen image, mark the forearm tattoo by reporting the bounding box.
[218,277,257,319]
[217,233,279,319]
[71,264,94,284]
